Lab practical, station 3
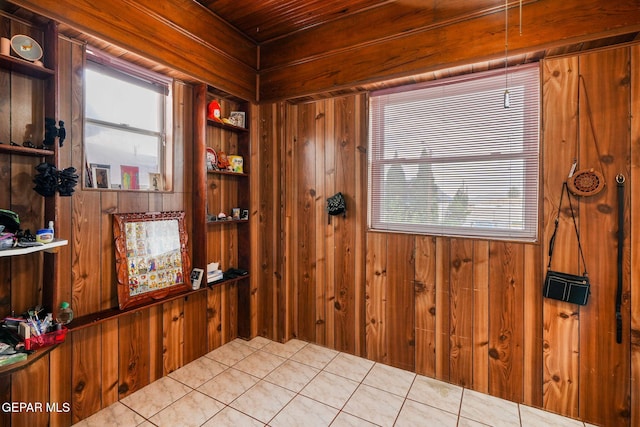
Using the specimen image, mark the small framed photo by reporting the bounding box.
[91,164,111,189]
[230,111,245,128]
[190,268,204,290]
[149,173,162,191]
[241,209,249,220]
[121,165,140,190]
[232,208,241,220]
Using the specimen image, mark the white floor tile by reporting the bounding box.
[202,406,264,427]
[71,401,144,427]
[197,367,258,404]
[362,363,416,398]
[168,356,227,388]
[230,380,296,423]
[270,395,339,427]
[406,374,462,414]
[342,384,405,427]
[232,349,287,378]
[204,339,255,365]
[300,370,360,409]
[147,390,224,427]
[264,359,320,392]
[330,411,380,427]
[119,376,192,419]
[290,343,339,369]
[395,399,458,427]
[519,404,585,427]
[262,338,308,358]
[74,337,598,427]
[460,389,520,427]
[324,352,374,382]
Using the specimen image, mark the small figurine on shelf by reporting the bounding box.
[57,121,66,147]
[43,117,58,149]
[207,100,223,122]
[217,151,230,170]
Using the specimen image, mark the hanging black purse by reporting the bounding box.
[326,192,346,224]
[543,182,591,305]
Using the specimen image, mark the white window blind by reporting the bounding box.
[368,64,540,241]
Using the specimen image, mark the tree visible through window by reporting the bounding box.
[368,64,540,241]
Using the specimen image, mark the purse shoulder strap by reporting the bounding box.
[547,182,588,275]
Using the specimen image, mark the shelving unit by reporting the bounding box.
[0,14,63,377]
[193,84,252,338]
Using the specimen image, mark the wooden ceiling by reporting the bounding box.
[3,0,639,102]
[195,0,391,44]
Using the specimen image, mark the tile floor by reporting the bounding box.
[72,337,597,427]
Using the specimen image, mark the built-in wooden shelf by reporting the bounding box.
[0,54,54,79]
[207,274,249,286]
[67,275,248,332]
[207,169,248,177]
[206,219,249,225]
[206,118,248,133]
[0,344,58,377]
[0,143,54,157]
[0,239,68,257]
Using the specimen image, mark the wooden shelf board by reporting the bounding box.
[207,274,250,286]
[206,118,248,133]
[68,287,205,331]
[0,344,58,377]
[0,143,55,157]
[0,54,55,79]
[68,275,249,332]
[207,169,249,177]
[0,239,68,257]
[206,219,249,225]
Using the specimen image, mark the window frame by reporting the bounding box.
[83,46,173,191]
[368,63,541,242]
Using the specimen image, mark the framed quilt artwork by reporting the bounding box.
[113,211,192,309]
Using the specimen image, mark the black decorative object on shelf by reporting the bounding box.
[33,163,79,197]
[43,117,58,148]
[58,166,78,196]
[57,121,66,147]
[43,118,66,148]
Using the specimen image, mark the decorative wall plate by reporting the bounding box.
[10,34,43,61]
[567,168,605,197]
[206,147,218,171]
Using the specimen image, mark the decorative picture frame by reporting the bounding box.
[190,268,204,290]
[113,211,192,310]
[91,164,111,189]
[149,173,162,191]
[229,111,245,128]
[121,165,140,190]
[241,209,249,220]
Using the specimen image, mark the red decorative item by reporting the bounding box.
[207,100,223,122]
[217,151,230,170]
[24,327,68,350]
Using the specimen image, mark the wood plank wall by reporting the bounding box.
[258,44,638,426]
[0,35,245,427]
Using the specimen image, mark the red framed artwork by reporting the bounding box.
[113,211,192,310]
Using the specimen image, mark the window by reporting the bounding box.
[84,48,172,191]
[369,64,540,241]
